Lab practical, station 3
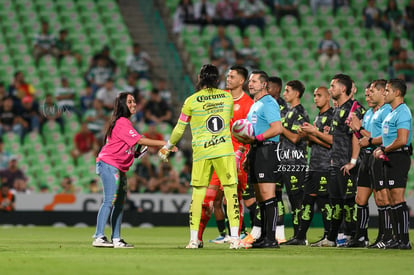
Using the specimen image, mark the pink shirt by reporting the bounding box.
[98,117,141,172]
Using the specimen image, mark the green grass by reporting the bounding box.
[0,226,413,275]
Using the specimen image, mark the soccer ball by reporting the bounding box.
[232,119,253,142]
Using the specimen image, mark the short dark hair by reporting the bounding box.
[268,76,282,88]
[372,79,387,90]
[250,70,269,84]
[332,74,353,96]
[229,65,248,81]
[286,80,305,98]
[388,78,407,97]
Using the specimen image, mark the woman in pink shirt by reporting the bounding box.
[92,92,175,248]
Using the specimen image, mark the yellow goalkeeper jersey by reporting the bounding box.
[179,88,234,162]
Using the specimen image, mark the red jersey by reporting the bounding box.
[230,91,254,151]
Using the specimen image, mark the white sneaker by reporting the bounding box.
[229,237,242,249]
[92,236,113,248]
[209,235,231,244]
[113,239,134,248]
[185,240,200,249]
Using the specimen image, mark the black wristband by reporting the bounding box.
[368,137,373,146]
[358,126,364,132]
[381,145,386,153]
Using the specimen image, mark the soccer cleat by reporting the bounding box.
[229,237,242,249]
[368,241,386,249]
[281,237,307,246]
[398,242,412,250]
[209,235,231,244]
[240,232,248,240]
[336,235,351,247]
[113,239,134,248]
[277,238,287,244]
[251,238,280,249]
[384,239,400,249]
[92,236,113,248]
[310,238,336,247]
[343,238,369,248]
[198,240,204,248]
[238,233,255,249]
[186,240,201,249]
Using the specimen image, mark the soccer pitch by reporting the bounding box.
[0,226,413,275]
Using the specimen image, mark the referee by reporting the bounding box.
[374,79,412,250]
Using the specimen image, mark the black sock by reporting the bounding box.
[328,198,343,242]
[259,202,266,237]
[288,191,304,237]
[395,202,410,244]
[316,196,331,237]
[223,204,230,234]
[296,195,316,240]
[260,198,277,241]
[390,205,399,239]
[276,189,285,226]
[343,197,356,237]
[216,219,226,236]
[376,206,386,242]
[247,202,257,227]
[383,205,393,241]
[355,204,369,240]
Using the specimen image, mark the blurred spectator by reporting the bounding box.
[208,25,234,60]
[96,78,121,111]
[13,178,33,194]
[88,178,101,194]
[388,37,404,78]
[0,82,6,106]
[19,96,41,138]
[8,71,36,103]
[84,98,109,141]
[310,0,333,15]
[133,153,156,192]
[214,38,237,71]
[317,29,341,70]
[363,0,390,36]
[384,0,404,36]
[0,184,15,211]
[0,97,23,138]
[147,162,180,193]
[33,20,58,66]
[0,137,10,171]
[405,0,414,47]
[126,43,152,80]
[178,161,191,194]
[55,77,81,119]
[193,0,215,33]
[274,0,301,26]
[89,45,117,75]
[85,56,114,93]
[55,29,82,67]
[40,93,65,134]
[173,0,195,34]
[70,122,98,166]
[0,156,26,189]
[79,85,94,113]
[39,184,50,193]
[58,176,77,194]
[144,88,173,126]
[237,35,260,70]
[394,49,414,82]
[215,0,239,26]
[143,123,164,154]
[238,0,266,36]
[156,78,173,105]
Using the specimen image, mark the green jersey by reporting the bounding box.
[176,88,234,162]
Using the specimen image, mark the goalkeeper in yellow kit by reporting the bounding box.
[158,64,241,249]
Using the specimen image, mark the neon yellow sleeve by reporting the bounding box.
[169,119,188,145]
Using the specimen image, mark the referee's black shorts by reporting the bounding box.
[384,150,411,189]
[249,142,282,184]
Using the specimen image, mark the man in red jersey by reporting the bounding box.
[198,65,254,245]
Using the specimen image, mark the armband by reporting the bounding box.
[350,158,357,165]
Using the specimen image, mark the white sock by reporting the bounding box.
[230,226,239,238]
[190,230,198,241]
[275,225,285,240]
[250,226,261,239]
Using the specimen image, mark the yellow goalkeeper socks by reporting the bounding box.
[223,183,240,237]
[189,186,207,233]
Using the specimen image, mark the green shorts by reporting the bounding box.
[191,155,237,187]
